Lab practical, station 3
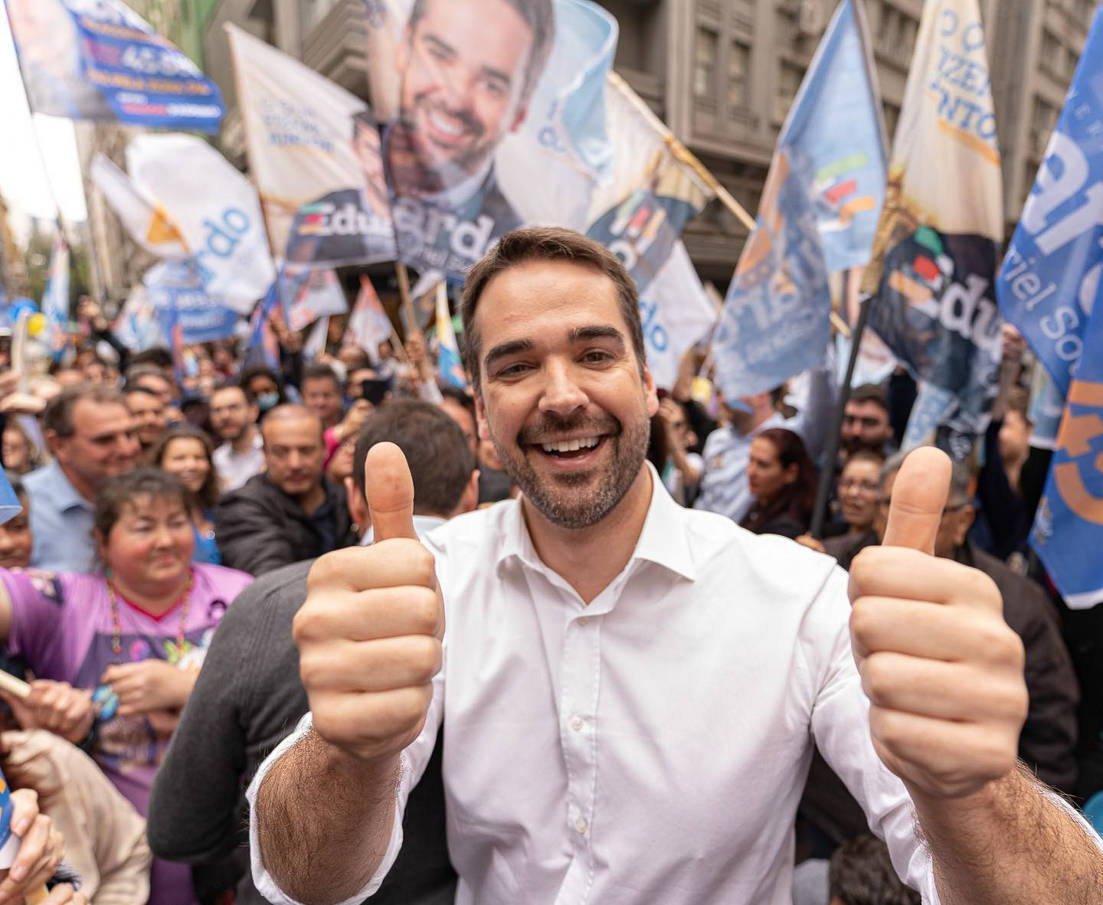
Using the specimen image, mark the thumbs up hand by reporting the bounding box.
[293,442,443,763]
[848,447,1027,799]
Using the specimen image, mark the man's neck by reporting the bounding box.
[231,424,258,454]
[297,481,327,516]
[522,467,654,605]
[59,462,98,504]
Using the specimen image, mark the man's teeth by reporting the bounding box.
[540,437,600,454]
[428,111,464,136]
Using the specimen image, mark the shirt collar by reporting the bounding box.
[421,158,495,209]
[44,461,93,513]
[495,461,697,583]
[360,514,448,545]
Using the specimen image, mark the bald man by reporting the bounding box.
[214,405,356,575]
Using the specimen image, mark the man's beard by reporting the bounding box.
[489,409,651,529]
[219,421,247,443]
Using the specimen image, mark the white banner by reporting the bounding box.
[90,153,189,258]
[226,23,395,268]
[126,133,276,313]
[639,241,717,390]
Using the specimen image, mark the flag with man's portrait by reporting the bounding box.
[363,0,618,279]
[226,24,396,268]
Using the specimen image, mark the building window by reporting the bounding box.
[776,60,805,122]
[729,41,750,108]
[1031,98,1058,155]
[695,27,719,98]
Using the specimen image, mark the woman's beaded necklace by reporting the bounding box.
[106,571,195,661]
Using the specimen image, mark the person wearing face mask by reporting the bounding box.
[240,366,288,419]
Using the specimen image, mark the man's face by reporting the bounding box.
[394,0,535,186]
[352,124,389,214]
[473,259,657,529]
[875,470,974,559]
[209,387,257,442]
[53,400,140,491]
[302,377,344,427]
[440,397,478,456]
[841,399,892,453]
[125,391,168,449]
[263,415,326,498]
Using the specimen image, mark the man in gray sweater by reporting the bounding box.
[148,400,479,904]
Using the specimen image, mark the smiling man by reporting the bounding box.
[249,229,1103,905]
[386,0,554,273]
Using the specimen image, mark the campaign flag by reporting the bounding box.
[435,282,466,388]
[5,0,222,131]
[861,0,1003,460]
[41,235,69,352]
[638,241,717,390]
[114,285,164,351]
[1031,275,1103,608]
[584,73,714,294]
[364,0,617,278]
[997,4,1103,403]
[90,154,189,258]
[143,260,239,344]
[303,315,330,361]
[282,267,349,332]
[125,133,276,313]
[714,0,886,400]
[347,275,394,361]
[246,281,283,372]
[225,24,396,269]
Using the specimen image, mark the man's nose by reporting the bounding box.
[538,361,587,417]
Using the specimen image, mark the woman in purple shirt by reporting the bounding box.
[0,468,253,905]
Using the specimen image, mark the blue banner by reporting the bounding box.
[144,260,239,345]
[996,4,1103,401]
[1031,276,1103,609]
[6,0,223,132]
[714,0,885,399]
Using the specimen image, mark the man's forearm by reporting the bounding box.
[256,729,400,905]
[916,765,1103,905]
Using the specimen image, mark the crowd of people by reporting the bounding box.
[0,227,1097,905]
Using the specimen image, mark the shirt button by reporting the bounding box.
[569,715,584,732]
[577,617,589,627]
[575,817,588,834]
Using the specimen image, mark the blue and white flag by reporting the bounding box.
[436,283,466,389]
[997,3,1103,402]
[1031,275,1103,609]
[714,0,886,399]
[365,0,617,278]
[143,260,240,345]
[246,281,283,373]
[5,0,223,131]
[41,235,69,353]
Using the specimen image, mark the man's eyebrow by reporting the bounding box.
[478,64,513,87]
[422,32,458,58]
[484,338,535,371]
[569,325,626,348]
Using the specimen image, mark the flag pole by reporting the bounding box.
[809,269,868,539]
[394,261,418,334]
[607,72,756,233]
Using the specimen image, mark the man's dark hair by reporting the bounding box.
[847,384,890,416]
[461,227,646,395]
[407,0,555,102]
[828,835,920,905]
[353,400,475,517]
[123,384,161,401]
[301,363,342,391]
[42,385,127,437]
[128,348,175,373]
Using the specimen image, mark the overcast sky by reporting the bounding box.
[0,9,87,231]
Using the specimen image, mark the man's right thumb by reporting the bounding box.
[365,442,417,542]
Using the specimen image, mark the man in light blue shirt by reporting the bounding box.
[694,367,834,523]
[24,386,140,572]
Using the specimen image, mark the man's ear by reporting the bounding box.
[474,393,491,446]
[643,367,659,418]
[344,476,371,538]
[43,430,64,459]
[510,101,530,133]
[457,469,480,515]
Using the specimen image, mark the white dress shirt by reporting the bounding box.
[249,464,941,904]
[212,432,265,492]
